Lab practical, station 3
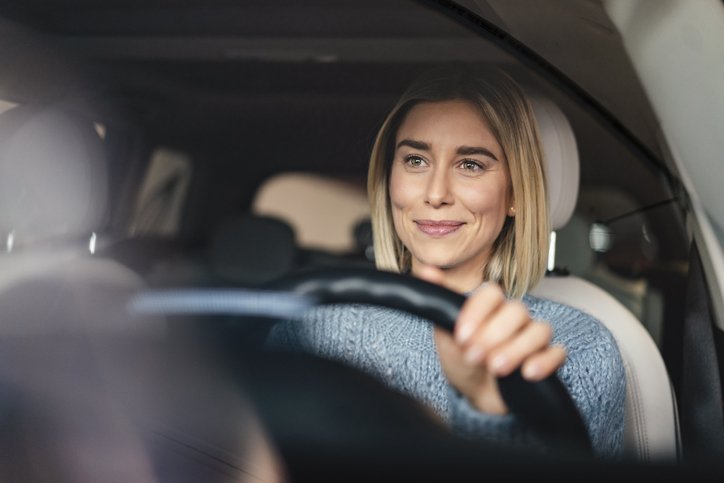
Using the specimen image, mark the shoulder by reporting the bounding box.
[522,294,617,349]
[522,293,595,324]
[523,293,624,386]
[522,295,626,456]
[521,294,624,386]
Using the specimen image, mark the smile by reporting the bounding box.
[414,220,464,237]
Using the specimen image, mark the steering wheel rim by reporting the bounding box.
[269,267,592,454]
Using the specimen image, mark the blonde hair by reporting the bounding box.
[367,67,549,298]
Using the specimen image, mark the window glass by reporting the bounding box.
[128,148,192,237]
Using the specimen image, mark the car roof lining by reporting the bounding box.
[0,0,688,259]
[0,1,663,159]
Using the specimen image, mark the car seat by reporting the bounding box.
[0,105,168,480]
[527,95,679,461]
[0,104,152,334]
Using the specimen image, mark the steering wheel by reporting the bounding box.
[128,266,594,478]
[268,267,592,454]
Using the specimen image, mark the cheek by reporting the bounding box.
[388,168,415,242]
[388,164,414,211]
[388,182,406,232]
[459,183,509,218]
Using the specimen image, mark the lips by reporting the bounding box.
[414,220,464,237]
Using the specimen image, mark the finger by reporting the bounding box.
[462,300,529,363]
[414,264,447,287]
[521,345,567,381]
[455,283,506,345]
[483,321,554,377]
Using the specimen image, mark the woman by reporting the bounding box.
[268,67,625,458]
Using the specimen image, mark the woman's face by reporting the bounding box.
[389,100,512,292]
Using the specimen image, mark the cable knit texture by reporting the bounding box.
[266,294,626,459]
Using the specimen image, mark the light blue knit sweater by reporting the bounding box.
[267,294,625,458]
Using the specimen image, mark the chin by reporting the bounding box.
[413,252,462,270]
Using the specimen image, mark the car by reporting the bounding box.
[0,0,723,481]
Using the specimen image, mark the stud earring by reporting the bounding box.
[509,206,516,216]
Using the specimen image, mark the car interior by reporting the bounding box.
[1,0,723,480]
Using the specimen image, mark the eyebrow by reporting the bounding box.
[456,145,499,161]
[396,139,499,161]
[396,139,430,151]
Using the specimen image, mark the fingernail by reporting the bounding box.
[490,355,507,373]
[456,323,475,344]
[464,346,485,365]
[522,364,539,380]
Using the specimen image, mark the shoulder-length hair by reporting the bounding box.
[367,66,549,298]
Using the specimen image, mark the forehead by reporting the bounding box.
[396,100,498,146]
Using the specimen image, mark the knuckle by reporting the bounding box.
[507,301,529,320]
[485,347,508,368]
[535,321,553,340]
[479,324,504,347]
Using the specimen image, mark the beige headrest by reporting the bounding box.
[529,96,580,230]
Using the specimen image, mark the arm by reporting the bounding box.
[427,275,566,416]
[440,294,626,458]
[418,265,624,457]
[552,303,626,457]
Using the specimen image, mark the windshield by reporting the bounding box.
[1,0,719,479]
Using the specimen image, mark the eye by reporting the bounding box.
[404,155,427,168]
[459,159,485,172]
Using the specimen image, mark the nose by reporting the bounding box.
[425,165,453,208]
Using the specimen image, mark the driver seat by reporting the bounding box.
[527,95,679,461]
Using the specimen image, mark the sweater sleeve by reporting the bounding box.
[446,297,626,459]
[446,386,529,444]
[528,297,626,458]
[266,300,626,459]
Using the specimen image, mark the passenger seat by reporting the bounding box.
[0,104,151,335]
[0,104,166,480]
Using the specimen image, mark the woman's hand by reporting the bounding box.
[416,265,566,415]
